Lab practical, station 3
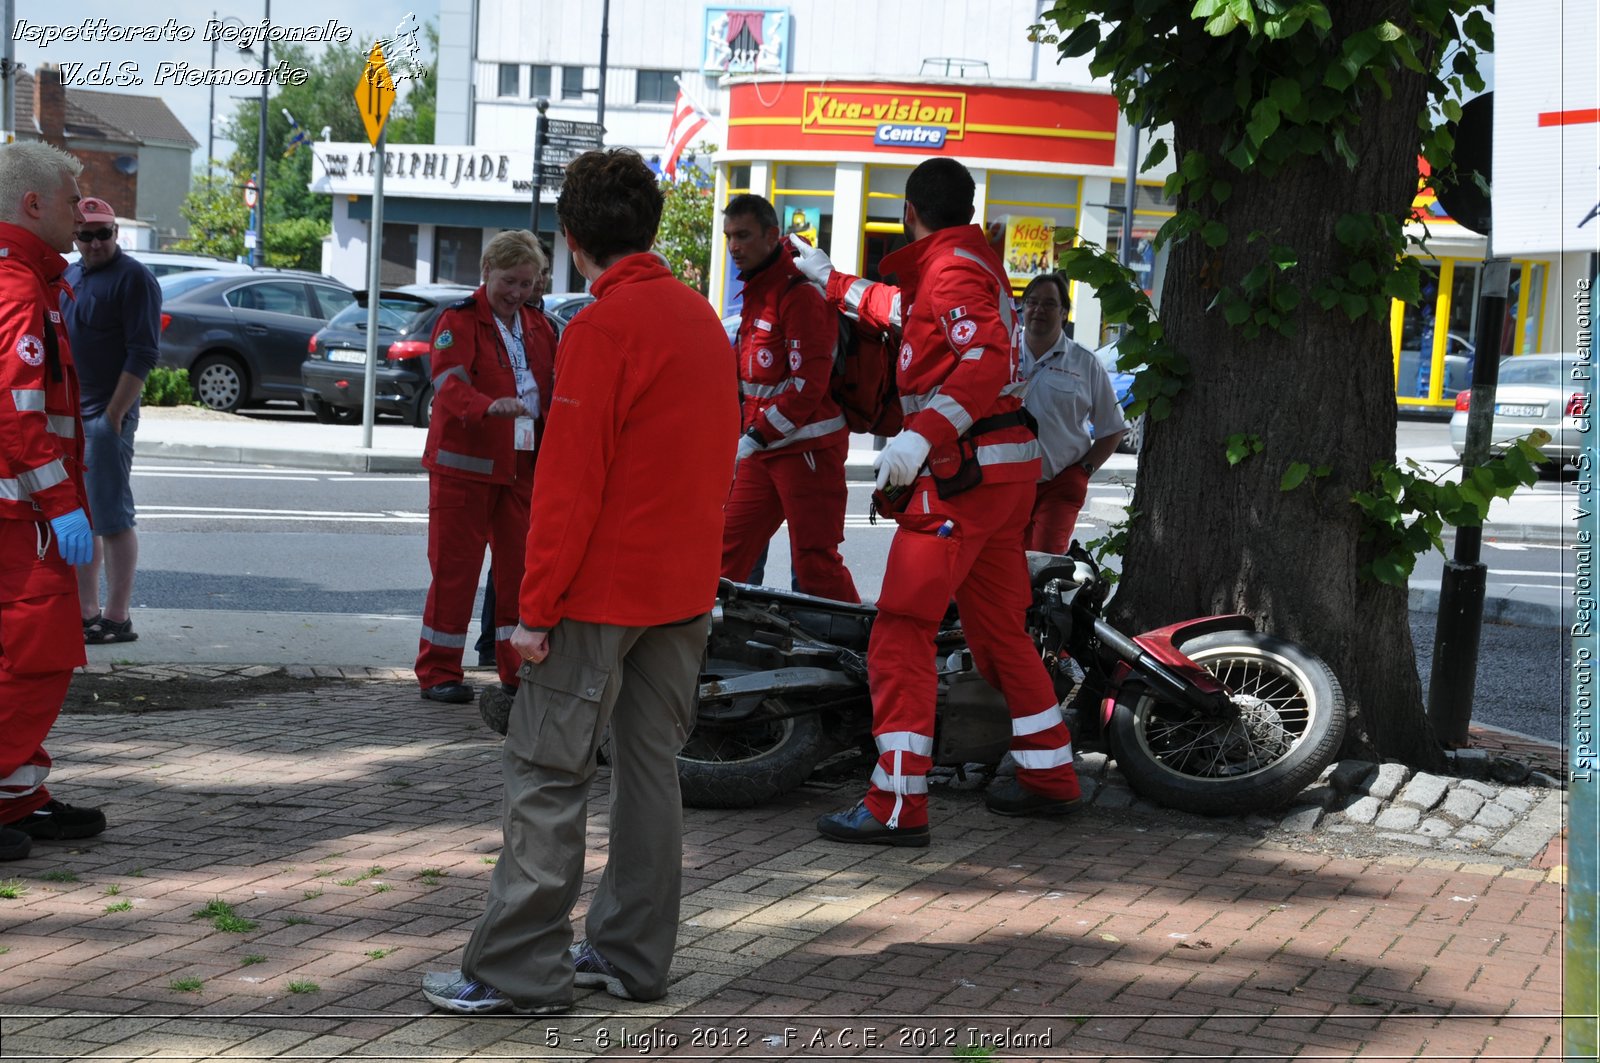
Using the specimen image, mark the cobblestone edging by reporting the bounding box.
[1062,752,1566,861]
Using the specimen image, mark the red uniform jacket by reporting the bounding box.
[0,223,87,533]
[518,253,739,629]
[420,288,556,485]
[736,249,845,453]
[826,224,1039,485]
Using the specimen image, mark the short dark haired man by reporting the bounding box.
[790,157,1084,845]
[719,192,858,602]
[0,142,106,861]
[422,149,738,1014]
[62,197,162,646]
[1016,273,1126,552]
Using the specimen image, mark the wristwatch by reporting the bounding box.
[1080,459,1096,475]
[744,426,765,448]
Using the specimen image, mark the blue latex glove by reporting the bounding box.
[49,507,93,566]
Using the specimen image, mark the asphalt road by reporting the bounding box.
[123,454,1568,741]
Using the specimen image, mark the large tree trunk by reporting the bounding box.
[1112,10,1447,769]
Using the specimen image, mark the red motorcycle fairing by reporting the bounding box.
[1099,614,1256,726]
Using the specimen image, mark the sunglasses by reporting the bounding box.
[75,227,115,243]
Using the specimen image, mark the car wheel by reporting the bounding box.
[190,354,246,413]
[1118,412,1145,454]
[413,386,433,428]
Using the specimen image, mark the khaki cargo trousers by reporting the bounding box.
[461,613,709,1005]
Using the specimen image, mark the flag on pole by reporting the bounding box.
[662,86,712,180]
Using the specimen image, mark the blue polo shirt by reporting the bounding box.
[61,249,161,419]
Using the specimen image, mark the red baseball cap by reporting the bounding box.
[78,197,116,225]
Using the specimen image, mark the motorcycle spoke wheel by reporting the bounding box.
[677,700,828,809]
[1109,631,1346,815]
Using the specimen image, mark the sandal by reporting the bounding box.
[84,616,137,645]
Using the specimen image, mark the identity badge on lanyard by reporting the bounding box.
[497,315,538,451]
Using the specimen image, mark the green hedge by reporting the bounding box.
[141,367,195,407]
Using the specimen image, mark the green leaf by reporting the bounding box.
[1202,220,1230,247]
[1334,213,1370,248]
[1348,260,1377,286]
[1269,76,1303,113]
[1142,138,1170,172]
[1281,462,1310,491]
[1247,99,1282,146]
[1331,128,1358,169]
[1060,22,1101,58]
[1269,244,1298,269]
[1223,298,1251,326]
[1339,293,1367,320]
[1210,179,1232,204]
[1375,21,1403,42]
[1369,553,1408,587]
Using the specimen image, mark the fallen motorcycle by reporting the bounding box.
[678,543,1346,816]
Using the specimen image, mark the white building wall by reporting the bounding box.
[468,0,1098,155]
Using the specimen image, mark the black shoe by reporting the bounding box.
[475,652,495,668]
[421,682,474,705]
[0,825,31,861]
[985,778,1082,818]
[479,683,513,736]
[13,799,107,841]
[816,801,929,847]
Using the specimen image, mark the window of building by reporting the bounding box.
[381,223,418,287]
[497,63,520,97]
[984,172,1082,299]
[561,66,584,100]
[637,69,676,104]
[435,226,484,287]
[530,64,552,98]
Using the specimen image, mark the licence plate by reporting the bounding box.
[1494,403,1542,418]
[328,349,366,365]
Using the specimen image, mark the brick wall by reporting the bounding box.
[33,65,138,218]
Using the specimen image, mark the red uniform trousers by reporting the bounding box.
[1024,464,1091,554]
[720,437,859,603]
[864,478,1079,829]
[416,455,534,691]
[0,520,86,823]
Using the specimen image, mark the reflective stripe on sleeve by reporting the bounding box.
[494,625,518,641]
[764,407,796,435]
[434,449,495,475]
[740,379,794,400]
[763,414,847,449]
[10,389,45,412]
[875,730,934,757]
[432,365,471,389]
[47,415,75,438]
[16,458,67,496]
[952,247,1016,332]
[420,625,469,649]
[926,392,973,437]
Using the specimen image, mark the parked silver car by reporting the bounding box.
[1449,353,1583,475]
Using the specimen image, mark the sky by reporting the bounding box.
[8,0,440,165]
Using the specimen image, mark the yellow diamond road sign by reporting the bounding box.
[355,44,397,147]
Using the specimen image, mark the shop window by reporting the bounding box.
[435,227,484,287]
[1395,261,1475,401]
[637,69,676,104]
[381,223,418,287]
[985,172,1081,294]
[530,64,552,98]
[562,66,585,100]
[497,63,520,98]
[727,164,751,193]
[771,163,835,254]
[1106,181,1176,304]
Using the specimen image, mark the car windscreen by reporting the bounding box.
[158,273,228,299]
[327,295,434,334]
[1498,357,1572,388]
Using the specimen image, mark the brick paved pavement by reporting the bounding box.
[0,672,1566,1061]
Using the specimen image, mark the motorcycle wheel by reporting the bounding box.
[677,702,827,809]
[1107,630,1345,815]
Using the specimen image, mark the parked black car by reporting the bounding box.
[157,270,357,412]
[302,285,567,427]
[302,285,469,426]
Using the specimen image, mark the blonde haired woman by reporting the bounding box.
[415,230,556,704]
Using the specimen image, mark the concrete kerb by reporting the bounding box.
[141,440,423,474]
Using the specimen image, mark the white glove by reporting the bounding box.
[735,432,761,464]
[873,430,931,491]
[788,233,834,286]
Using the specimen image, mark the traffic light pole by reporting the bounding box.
[531,98,548,241]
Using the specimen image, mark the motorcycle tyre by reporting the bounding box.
[1107,631,1345,816]
[677,707,828,809]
